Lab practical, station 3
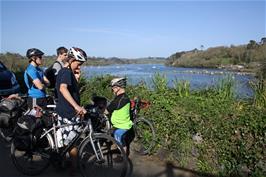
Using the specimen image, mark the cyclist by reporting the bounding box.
[24,48,50,108]
[0,61,20,98]
[54,46,68,77]
[45,46,68,99]
[105,77,134,157]
[55,47,87,174]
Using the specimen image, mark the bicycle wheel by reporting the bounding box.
[132,117,156,155]
[10,133,53,176]
[78,133,128,177]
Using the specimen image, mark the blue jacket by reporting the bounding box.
[24,64,46,98]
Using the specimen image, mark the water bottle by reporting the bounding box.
[56,129,64,148]
[64,131,76,146]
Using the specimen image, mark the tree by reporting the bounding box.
[247,40,258,49]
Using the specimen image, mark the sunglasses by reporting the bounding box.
[35,55,43,59]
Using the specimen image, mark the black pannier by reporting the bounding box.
[85,96,108,131]
[0,112,11,128]
[13,115,43,151]
[84,104,102,131]
[0,98,24,128]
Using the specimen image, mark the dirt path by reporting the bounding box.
[0,142,214,177]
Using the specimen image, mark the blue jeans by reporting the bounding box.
[114,129,127,146]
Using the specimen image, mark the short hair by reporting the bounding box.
[56,46,68,56]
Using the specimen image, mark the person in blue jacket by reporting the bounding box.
[24,48,50,108]
[0,61,20,97]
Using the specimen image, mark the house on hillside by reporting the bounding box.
[261,37,266,45]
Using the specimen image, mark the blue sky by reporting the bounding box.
[1,0,265,58]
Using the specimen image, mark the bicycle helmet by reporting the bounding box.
[110,77,127,88]
[68,47,87,62]
[26,48,44,58]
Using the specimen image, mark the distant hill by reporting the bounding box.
[84,56,165,66]
[0,52,165,71]
[166,38,266,74]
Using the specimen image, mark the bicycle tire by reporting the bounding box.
[132,117,156,155]
[78,133,128,177]
[10,133,53,176]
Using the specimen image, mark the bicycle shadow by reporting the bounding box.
[127,157,134,177]
[0,141,133,177]
[158,162,219,177]
[129,161,220,177]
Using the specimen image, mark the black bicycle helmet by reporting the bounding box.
[110,77,127,88]
[26,48,44,59]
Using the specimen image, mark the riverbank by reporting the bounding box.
[165,41,266,78]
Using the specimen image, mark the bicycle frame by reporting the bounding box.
[39,114,105,162]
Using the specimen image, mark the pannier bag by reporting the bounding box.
[84,104,103,131]
[0,98,23,128]
[13,115,43,151]
[0,112,11,128]
[0,98,20,111]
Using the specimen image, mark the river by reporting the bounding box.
[82,64,255,98]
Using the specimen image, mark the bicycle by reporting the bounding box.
[0,95,55,143]
[10,106,128,177]
[130,97,156,155]
[92,95,156,155]
[91,95,156,155]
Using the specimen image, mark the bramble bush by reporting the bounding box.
[80,74,266,177]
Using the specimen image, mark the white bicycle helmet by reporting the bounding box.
[110,77,127,88]
[68,47,87,62]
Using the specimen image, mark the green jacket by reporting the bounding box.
[111,102,132,129]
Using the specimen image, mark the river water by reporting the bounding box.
[82,64,255,98]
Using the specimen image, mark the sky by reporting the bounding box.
[0,0,265,58]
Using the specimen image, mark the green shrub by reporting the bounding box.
[78,74,265,176]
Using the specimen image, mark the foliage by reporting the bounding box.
[79,75,114,105]
[173,79,190,97]
[250,79,266,108]
[80,74,266,177]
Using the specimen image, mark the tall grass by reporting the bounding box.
[215,75,235,100]
[250,79,266,108]
[173,79,190,97]
[79,75,265,177]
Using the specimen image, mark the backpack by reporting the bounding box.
[44,61,63,88]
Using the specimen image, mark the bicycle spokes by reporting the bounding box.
[78,134,128,177]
